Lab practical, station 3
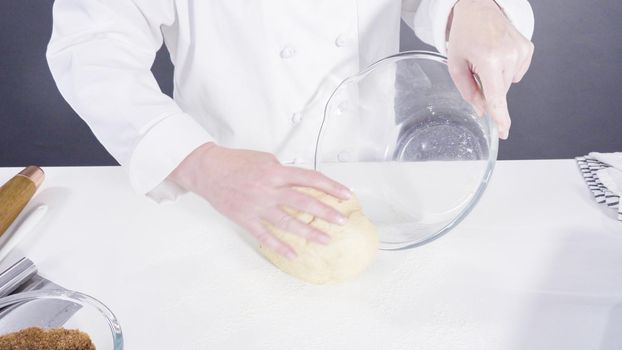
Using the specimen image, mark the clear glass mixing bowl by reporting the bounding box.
[314,51,498,250]
[0,290,123,350]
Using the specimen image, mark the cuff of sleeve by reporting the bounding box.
[429,0,460,56]
[128,113,213,196]
[494,0,535,40]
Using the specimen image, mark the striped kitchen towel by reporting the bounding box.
[576,155,622,221]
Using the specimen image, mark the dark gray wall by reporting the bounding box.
[1,0,621,167]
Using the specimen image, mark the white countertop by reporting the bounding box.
[1,160,621,349]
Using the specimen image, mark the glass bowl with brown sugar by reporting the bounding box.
[0,290,122,350]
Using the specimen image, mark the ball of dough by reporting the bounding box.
[259,188,379,284]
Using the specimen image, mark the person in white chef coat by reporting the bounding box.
[47,0,534,258]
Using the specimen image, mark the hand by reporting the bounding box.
[169,143,352,259]
[447,0,534,139]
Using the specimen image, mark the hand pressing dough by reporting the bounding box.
[259,188,379,284]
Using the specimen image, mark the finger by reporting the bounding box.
[283,167,352,200]
[448,57,486,116]
[503,68,514,90]
[264,208,331,245]
[479,68,512,139]
[249,222,297,259]
[280,188,346,225]
[513,42,534,83]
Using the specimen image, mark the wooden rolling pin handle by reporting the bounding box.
[0,166,45,237]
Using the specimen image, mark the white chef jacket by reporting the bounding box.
[47,0,534,200]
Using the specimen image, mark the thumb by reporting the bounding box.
[479,71,512,139]
[448,58,486,116]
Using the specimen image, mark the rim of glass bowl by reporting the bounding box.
[0,289,123,350]
[314,50,499,250]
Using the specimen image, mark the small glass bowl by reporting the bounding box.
[314,51,498,250]
[0,289,123,350]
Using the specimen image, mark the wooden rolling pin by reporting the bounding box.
[0,166,44,237]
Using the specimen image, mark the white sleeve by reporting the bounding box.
[47,0,213,196]
[403,0,535,55]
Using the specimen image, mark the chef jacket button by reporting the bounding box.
[335,35,347,48]
[280,46,296,59]
[291,111,302,124]
[335,101,351,115]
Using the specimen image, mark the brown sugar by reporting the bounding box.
[0,327,95,350]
